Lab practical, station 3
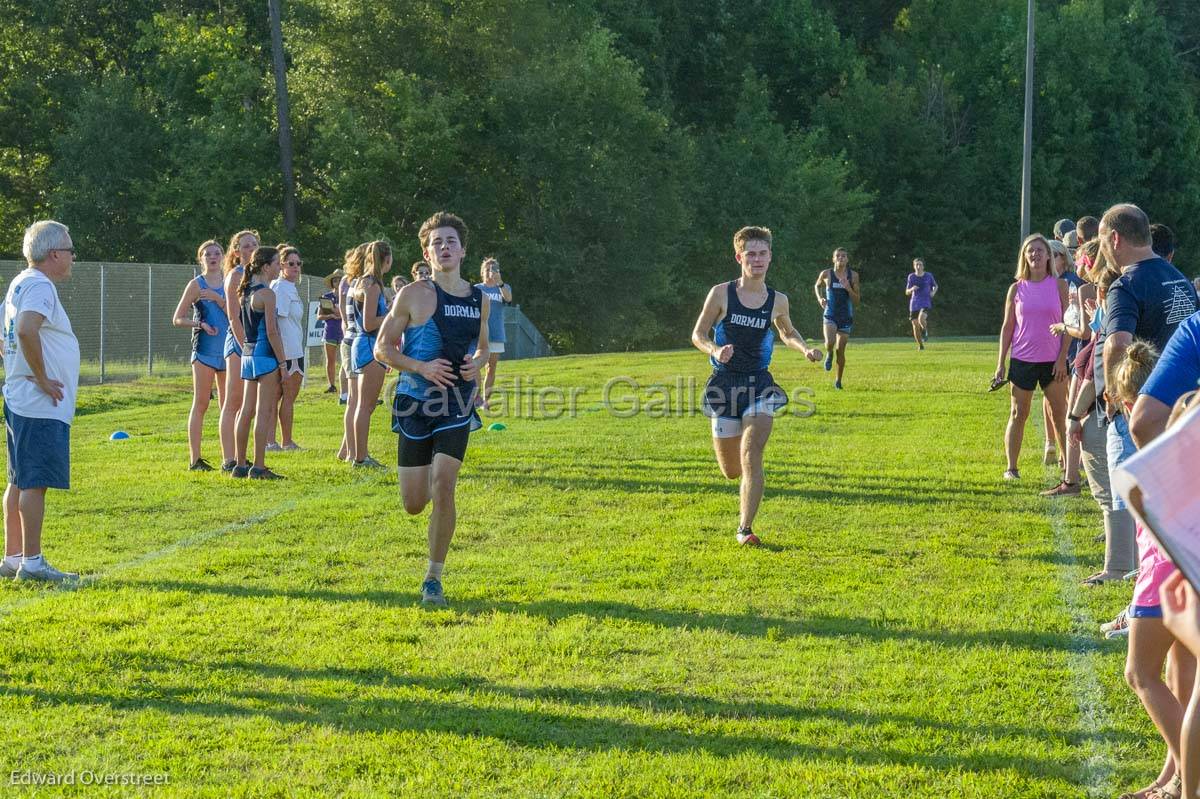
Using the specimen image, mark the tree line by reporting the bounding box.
[1,0,1198,351]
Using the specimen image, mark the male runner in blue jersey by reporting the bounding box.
[375,211,490,607]
[691,226,824,546]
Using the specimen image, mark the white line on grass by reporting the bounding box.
[0,474,378,618]
[1048,488,1115,797]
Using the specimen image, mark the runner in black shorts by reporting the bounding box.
[374,211,490,608]
[691,225,823,547]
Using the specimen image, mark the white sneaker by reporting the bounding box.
[0,559,18,579]
[265,442,283,452]
[16,558,78,584]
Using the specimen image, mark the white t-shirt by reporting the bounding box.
[270,278,306,360]
[2,268,80,424]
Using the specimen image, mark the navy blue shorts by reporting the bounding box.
[392,391,481,466]
[824,315,853,334]
[4,404,70,490]
[701,370,788,420]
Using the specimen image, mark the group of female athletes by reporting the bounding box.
[172,231,512,478]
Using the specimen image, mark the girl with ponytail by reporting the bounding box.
[232,246,286,479]
[348,240,393,468]
[219,229,260,472]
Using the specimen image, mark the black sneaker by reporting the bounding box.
[189,458,214,472]
[249,466,284,480]
[221,459,237,472]
[231,464,251,479]
[324,385,337,393]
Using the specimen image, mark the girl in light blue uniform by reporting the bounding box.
[232,246,285,480]
[172,239,229,471]
[474,257,511,406]
[218,229,259,472]
[348,240,393,468]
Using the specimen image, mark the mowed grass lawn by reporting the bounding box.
[0,340,1161,797]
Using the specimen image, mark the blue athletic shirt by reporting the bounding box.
[475,283,506,342]
[824,270,854,322]
[396,283,483,400]
[710,282,775,373]
[351,280,388,343]
[1105,256,1198,352]
[239,285,274,360]
[1141,311,1200,409]
[192,274,228,360]
[223,265,243,356]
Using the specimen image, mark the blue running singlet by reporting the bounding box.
[350,279,389,373]
[824,269,854,331]
[393,283,484,440]
[710,282,775,373]
[191,274,228,371]
[702,282,787,420]
[239,284,278,381]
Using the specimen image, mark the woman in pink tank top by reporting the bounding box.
[993,233,1069,481]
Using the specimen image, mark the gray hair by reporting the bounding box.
[22,220,71,265]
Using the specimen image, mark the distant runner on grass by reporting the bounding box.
[814,247,860,389]
[905,257,938,349]
[691,225,823,547]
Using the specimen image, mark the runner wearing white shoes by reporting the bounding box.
[375,212,489,607]
[691,225,823,547]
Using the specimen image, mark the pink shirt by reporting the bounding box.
[1011,275,1064,363]
[1133,522,1177,609]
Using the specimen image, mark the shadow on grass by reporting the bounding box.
[130,579,1098,655]
[0,655,1099,782]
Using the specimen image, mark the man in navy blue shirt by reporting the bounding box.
[1098,204,1198,509]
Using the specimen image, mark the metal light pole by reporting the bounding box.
[1020,0,1035,241]
[268,0,297,235]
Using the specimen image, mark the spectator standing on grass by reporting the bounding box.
[993,233,1069,483]
[349,240,393,468]
[1,220,80,583]
[1042,239,1086,494]
[1065,245,1135,584]
[269,245,306,452]
[171,239,229,471]
[336,246,365,461]
[318,269,345,397]
[219,229,259,472]
[1098,204,1197,524]
[232,246,286,479]
[475,257,511,405]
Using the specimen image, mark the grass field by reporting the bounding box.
[0,340,1161,797]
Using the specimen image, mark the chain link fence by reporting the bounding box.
[0,261,552,385]
[0,261,325,385]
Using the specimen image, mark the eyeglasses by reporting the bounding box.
[51,247,76,256]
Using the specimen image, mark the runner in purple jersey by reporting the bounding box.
[905,258,938,349]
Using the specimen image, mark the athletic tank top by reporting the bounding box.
[350,280,388,340]
[192,274,228,354]
[240,284,273,358]
[710,282,775,373]
[1011,276,1063,363]
[824,270,853,320]
[396,283,483,399]
[340,277,357,342]
[475,283,506,342]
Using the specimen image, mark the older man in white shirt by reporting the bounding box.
[1,220,81,583]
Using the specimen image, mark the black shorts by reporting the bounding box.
[910,308,929,320]
[1008,358,1055,391]
[398,422,471,467]
[701,369,788,419]
[392,391,481,467]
